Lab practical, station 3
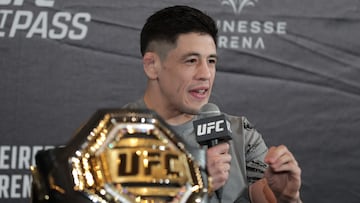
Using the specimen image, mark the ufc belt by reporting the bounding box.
[31,109,211,203]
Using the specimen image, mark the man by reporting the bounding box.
[125,5,302,203]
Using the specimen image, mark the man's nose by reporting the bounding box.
[196,60,212,80]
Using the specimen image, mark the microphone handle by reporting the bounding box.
[209,139,219,147]
[216,188,223,202]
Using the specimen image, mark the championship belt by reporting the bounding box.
[31,109,211,203]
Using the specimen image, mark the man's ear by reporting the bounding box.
[143,52,160,80]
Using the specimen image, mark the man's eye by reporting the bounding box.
[208,59,217,64]
[186,58,197,63]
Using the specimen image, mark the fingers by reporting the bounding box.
[265,145,301,175]
[264,145,302,201]
[207,142,230,155]
[206,143,232,190]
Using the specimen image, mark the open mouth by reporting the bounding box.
[195,89,206,94]
[190,88,209,98]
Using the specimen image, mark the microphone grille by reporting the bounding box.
[199,103,220,117]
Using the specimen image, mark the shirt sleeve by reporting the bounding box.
[227,114,268,185]
[242,117,268,184]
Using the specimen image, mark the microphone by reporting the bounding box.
[193,103,232,201]
[193,103,232,147]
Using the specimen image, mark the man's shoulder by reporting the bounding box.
[222,112,266,151]
[223,113,255,132]
[123,99,147,109]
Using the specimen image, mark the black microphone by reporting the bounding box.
[193,103,232,201]
[193,103,232,147]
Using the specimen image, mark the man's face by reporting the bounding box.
[156,32,217,115]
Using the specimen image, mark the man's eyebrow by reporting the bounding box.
[209,54,218,59]
[180,52,218,60]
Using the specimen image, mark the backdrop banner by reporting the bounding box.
[1,0,360,202]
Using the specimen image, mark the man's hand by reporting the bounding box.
[206,142,232,191]
[264,145,302,203]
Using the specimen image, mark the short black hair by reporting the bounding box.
[140,5,218,56]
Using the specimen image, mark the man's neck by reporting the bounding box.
[165,114,194,126]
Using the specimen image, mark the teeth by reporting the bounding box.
[197,89,206,94]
